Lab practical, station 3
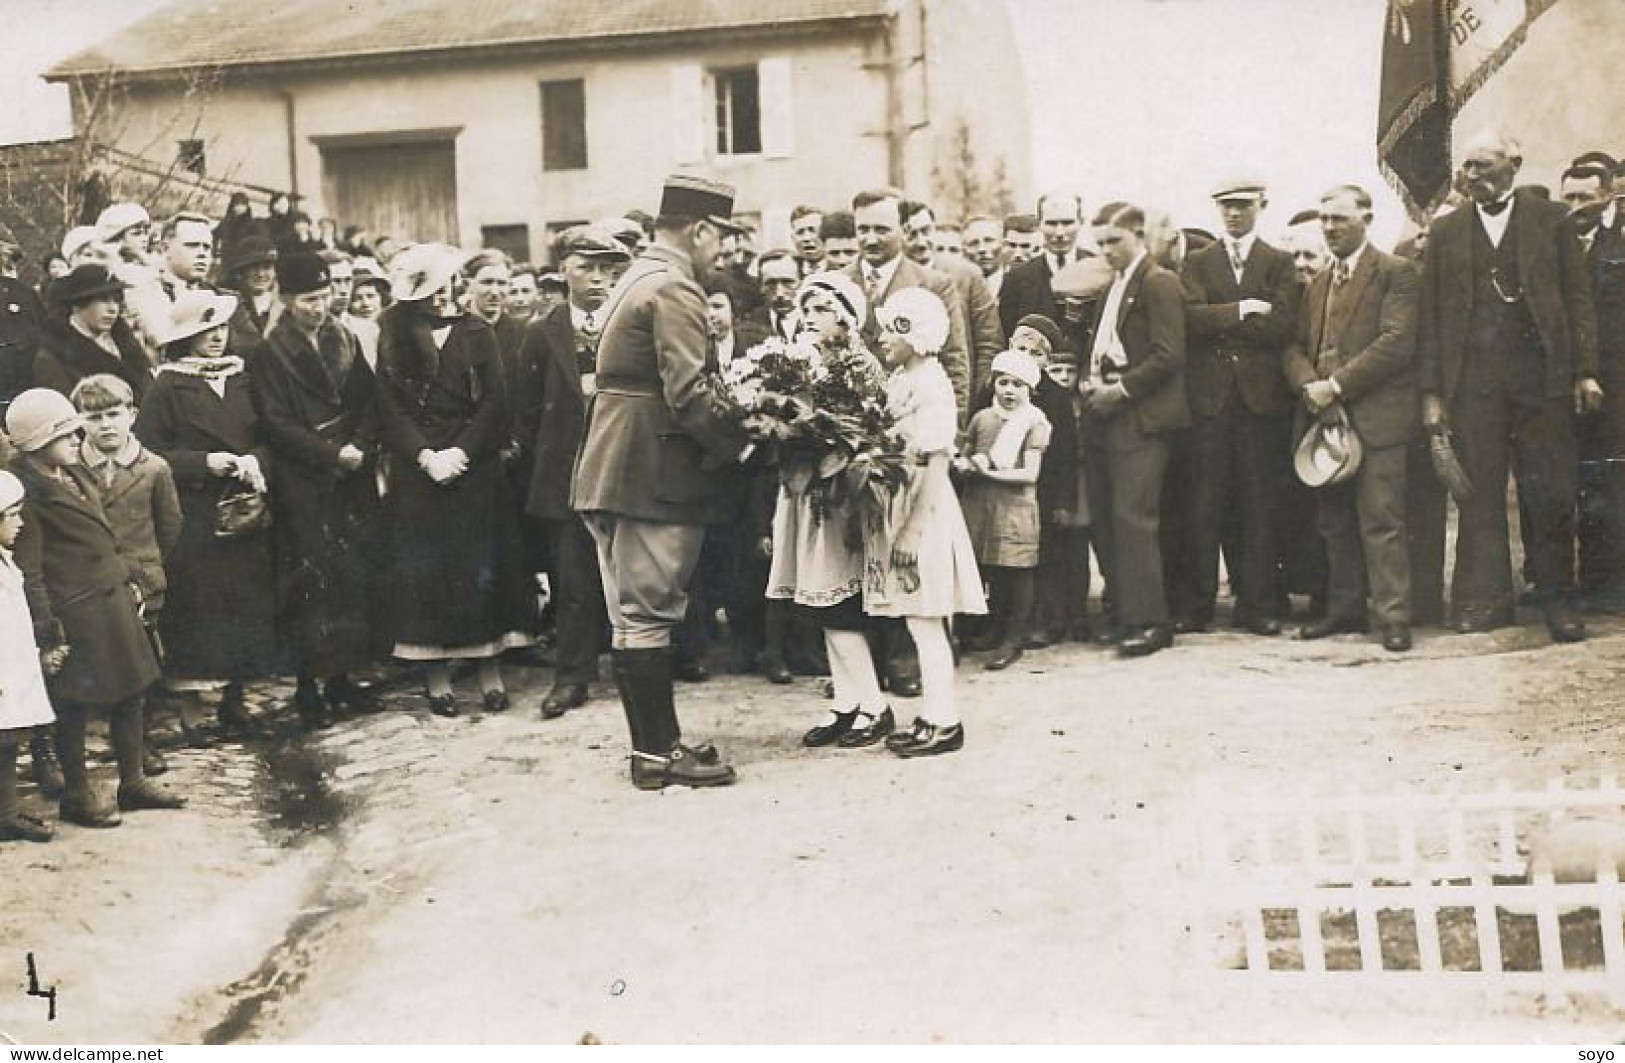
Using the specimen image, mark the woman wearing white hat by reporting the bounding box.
[135,290,279,736]
[375,243,536,715]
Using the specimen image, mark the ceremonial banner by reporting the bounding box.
[1377,0,1562,218]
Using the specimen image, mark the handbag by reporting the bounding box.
[215,488,271,538]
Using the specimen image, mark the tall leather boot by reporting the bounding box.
[110,700,184,812]
[55,707,120,828]
[0,745,51,842]
[614,648,735,790]
[28,732,63,798]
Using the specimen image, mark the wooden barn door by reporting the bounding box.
[320,136,459,245]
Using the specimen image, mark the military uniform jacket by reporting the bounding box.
[569,245,745,525]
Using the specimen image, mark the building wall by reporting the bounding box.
[110,30,914,262]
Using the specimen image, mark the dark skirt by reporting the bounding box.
[51,584,161,707]
[385,459,537,650]
[274,474,388,676]
[161,482,281,681]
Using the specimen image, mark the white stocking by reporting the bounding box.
[906,616,958,727]
[823,628,887,720]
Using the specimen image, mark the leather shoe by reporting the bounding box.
[1298,616,1368,640]
[294,681,334,732]
[541,683,588,720]
[675,660,710,683]
[837,707,895,747]
[984,644,1024,671]
[1381,625,1413,653]
[1117,626,1173,659]
[886,716,927,750]
[118,780,185,811]
[0,813,53,843]
[1173,617,1209,635]
[482,689,509,713]
[325,677,381,715]
[761,658,793,685]
[427,693,458,718]
[1542,601,1587,643]
[1024,631,1052,650]
[885,675,923,698]
[803,708,859,747]
[892,721,965,758]
[60,793,121,828]
[630,743,736,790]
[143,749,169,777]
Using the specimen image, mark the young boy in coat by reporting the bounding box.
[71,374,182,771]
[6,388,183,827]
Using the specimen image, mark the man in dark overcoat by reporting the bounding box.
[570,174,749,790]
[521,226,629,718]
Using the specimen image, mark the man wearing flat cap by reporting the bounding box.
[521,225,631,720]
[571,174,748,790]
[249,251,384,729]
[1173,177,1301,635]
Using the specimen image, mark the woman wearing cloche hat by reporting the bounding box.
[135,289,280,737]
[375,242,536,715]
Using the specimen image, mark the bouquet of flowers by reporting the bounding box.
[723,336,908,535]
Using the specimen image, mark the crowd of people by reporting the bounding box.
[0,124,1620,824]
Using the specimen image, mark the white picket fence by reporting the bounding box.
[1200,776,1625,1005]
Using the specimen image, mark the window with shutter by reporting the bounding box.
[712,66,761,157]
[758,58,794,159]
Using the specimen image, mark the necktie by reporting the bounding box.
[583,310,596,332]
[1481,198,1511,217]
[864,267,882,302]
[1229,242,1246,276]
[1054,253,1068,274]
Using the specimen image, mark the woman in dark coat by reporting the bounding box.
[250,252,386,728]
[134,290,279,733]
[375,243,535,715]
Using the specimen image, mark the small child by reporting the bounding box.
[865,288,986,758]
[1040,348,1094,642]
[0,470,58,843]
[956,349,1051,670]
[6,388,183,828]
[1008,314,1086,645]
[70,374,182,773]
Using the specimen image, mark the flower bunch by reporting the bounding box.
[724,336,908,531]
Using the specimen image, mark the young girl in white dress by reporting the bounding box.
[865,288,985,757]
[0,471,57,843]
[764,272,895,748]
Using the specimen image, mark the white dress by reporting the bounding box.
[863,359,986,619]
[0,552,56,734]
[766,485,865,607]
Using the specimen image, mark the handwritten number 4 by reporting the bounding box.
[26,952,57,1021]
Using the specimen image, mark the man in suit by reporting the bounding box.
[901,199,1002,399]
[1419,130,1602,642]
[1079,201,1190,658]
[790,205,825,276]
[963,215,1005,298]
[571,177,747,788]
[1003,213,1042,269]
[1576,160,1625,612]
[999,192,1085,338]
[1175,178,1302,635]
[1284,184,1420,652]
[744,249,800,341]
[845,188,971,414]
[524,227,630,719]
